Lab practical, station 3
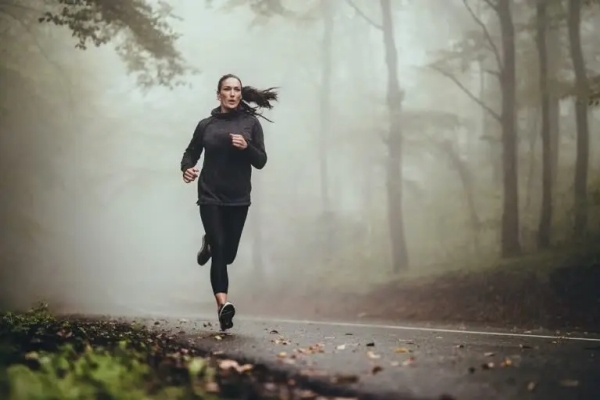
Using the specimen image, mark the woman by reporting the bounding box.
[180,74,277,331]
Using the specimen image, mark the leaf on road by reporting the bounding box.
[214,335,222,341]
[500,358,513,367]
[269,330,279,334]
[272,338,291,345]
[371,365,383,374]
[218,359,253,373]
[367,351,381,359]
[297,344,325,355]
[484,352,495,357]
[337,344,346,350]
[394,347,410,353]
[527,382,537,392]
[455,344,464,349]
[520,344,532,349]
[402,356,416,366]
[277,352,287,358]
[366,342,375,347]
[482,362,495,370]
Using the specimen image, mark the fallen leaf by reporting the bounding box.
[269,330,279,334]
[205,382,219,393]
[390,361,400,367]
[278,352,287,358]
[337,344,346,350]
[371,365,383,374]
[402,356,416,366]
[482,362,494,370]
[214,335,222,341]
[484,352,495,357]
[500,358,513,367]
[527,382,536,392]
[366,342,375,347]
[520,344,532,349]
[395,347,410,353]
[367,351,381,359]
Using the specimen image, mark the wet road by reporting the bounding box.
[138,314,600,400]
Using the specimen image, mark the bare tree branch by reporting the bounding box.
[462,0,502,70]
[429,64,501,121]
[482,0,499,11]
[484,68,501,77]
[345,0,382,30]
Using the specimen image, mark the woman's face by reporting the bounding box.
[218,77,242,111]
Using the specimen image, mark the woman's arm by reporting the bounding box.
[180,118,208,171]
[245,119,267,169]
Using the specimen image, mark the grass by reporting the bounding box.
[0,303,353,400]
[0,302,224,399]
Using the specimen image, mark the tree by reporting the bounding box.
[535,0,552,248]
[430,0,521,257]
[567,0,590,238]
[345,0,409,270]
[0,0,191,88]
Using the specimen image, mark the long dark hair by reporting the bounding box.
[217,74,278,122]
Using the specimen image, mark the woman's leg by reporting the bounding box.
[199,205,229,307]
[223,206,250,265]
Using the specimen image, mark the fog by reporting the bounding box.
[1,0,599,320]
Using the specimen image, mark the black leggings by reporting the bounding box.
[199,205,249,295]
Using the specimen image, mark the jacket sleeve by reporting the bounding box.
[180,119,206,172]
[245,118,267,169]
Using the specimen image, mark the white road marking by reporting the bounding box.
[105,307,600,343]
[236,316,600,343]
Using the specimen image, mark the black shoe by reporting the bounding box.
[196,234,211,266]
[218,302,235,331]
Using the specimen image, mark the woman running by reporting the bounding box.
[180,74,277,331]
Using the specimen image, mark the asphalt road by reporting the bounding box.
[136,314,600,400]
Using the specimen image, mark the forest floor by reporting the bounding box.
[241,241,600,333]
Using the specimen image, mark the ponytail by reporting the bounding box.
[217,74,279,122]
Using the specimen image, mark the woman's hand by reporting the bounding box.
[183,167,199,183]
[230,134,248,150]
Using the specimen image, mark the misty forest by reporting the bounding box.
[1,0,600,329]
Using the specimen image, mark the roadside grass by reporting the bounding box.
[0,303,341,400]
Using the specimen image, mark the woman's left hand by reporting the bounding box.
[230,133,248,149]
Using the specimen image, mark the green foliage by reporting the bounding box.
[0,303,221,399]
[34,0,194,88]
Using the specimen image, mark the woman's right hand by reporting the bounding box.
[183,167,199,183]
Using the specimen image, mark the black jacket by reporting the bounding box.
[180,107,267,206]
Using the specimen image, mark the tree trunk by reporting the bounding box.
[567,0,589,238]
[439,141,481,255]
[380,0,409,271]
[498,0,522,257]
[318,0,334,256]
[536,0,552,249]
[547,22,561,186]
